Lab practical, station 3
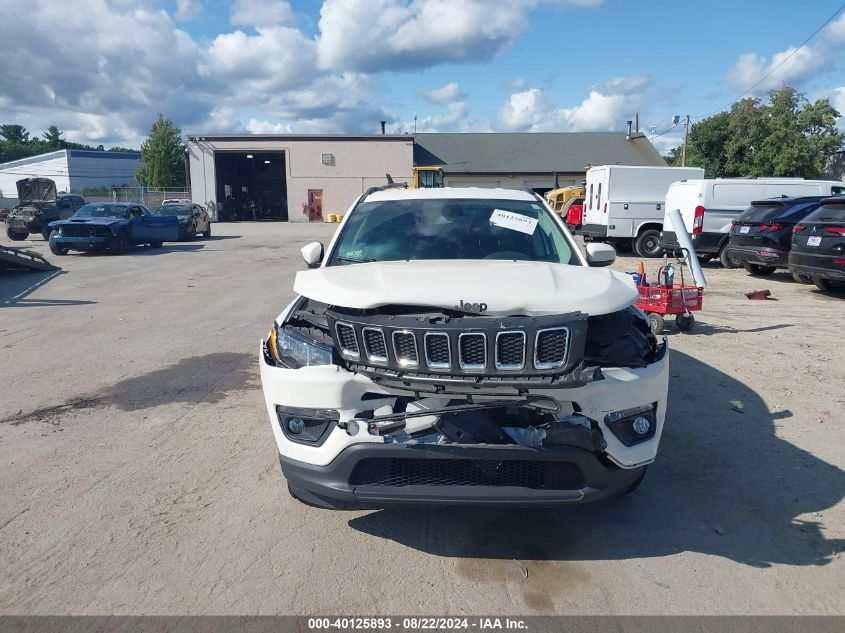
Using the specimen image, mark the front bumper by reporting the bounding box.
[50,235,110,250]
[281,443,645,508]
[7,217,42,233]
[727,244,788,267]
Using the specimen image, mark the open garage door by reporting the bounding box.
[214,152,288,221]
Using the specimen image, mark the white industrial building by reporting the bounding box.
[0,149,141,204]
[186,132,665,223]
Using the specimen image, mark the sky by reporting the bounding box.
[0,0,844,154]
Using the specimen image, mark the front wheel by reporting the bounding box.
[676,312,695,332]
[634,229,663,258]
[6,226,27,241]
[41,226,52,241]
[743,262,776,276]
[49,233,68,256]
[204,223,211,238]
[719,244,739,269]
[148,240,163,249]
[109,231,128,255]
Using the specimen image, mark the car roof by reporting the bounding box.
[365,187,537,203]
[749,195,832,205]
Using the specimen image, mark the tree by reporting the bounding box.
[667,87,844,178]
[42,125,65,149]
[0,124,30,145]
[135,115,186,188]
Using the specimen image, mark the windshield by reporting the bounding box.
[73,204,130,219]
[804,201,845,223]
[740,201,821,223]
[327,198,578,266]
[155,205,192,216]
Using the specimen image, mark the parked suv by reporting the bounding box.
[260,187,669,509]
[728,196,828,277]
[5,178,85,241]
[788,197,845,292]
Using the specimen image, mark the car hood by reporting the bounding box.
[51,217,125,226]
[294,260,639,316]
[16,178,56,203]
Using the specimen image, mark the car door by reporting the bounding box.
[139,205,181,242]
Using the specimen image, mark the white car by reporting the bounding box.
[260,187,669,509]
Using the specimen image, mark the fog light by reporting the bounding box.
[632,416,650,435]
[346,420,360,436]
[287,417,305,434]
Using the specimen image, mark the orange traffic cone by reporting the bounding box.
[637,261,646,285]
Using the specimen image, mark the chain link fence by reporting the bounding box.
[82,187,192,210]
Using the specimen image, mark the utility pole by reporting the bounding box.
[681,114,690,166]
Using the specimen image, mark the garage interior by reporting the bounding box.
[214,151,288,221]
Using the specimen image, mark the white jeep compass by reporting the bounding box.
[260,186,668,509]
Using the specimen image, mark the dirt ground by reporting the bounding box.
[0,222,843,615]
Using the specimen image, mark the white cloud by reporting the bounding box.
[422,82,465,105]
[174,0,201,21]
[316,0,601,72]
[496,76,650,132]
[725,13,845,94]
[203,26,316,91]
[230,0,293,27]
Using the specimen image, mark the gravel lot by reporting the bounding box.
[0,222,843,615]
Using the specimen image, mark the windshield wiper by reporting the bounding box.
[335,256,379,263]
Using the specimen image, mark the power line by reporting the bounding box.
[692,2,845,120]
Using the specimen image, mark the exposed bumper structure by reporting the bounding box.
[260,334,668,508]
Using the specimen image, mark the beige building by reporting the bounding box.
[187,134,413,222]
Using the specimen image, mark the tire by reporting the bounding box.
[719,244,739,269]
[41,226,52,241]
[6,226,27,241]
[48,233,68,256]
[149,240,163,249]
[743,262,776,276]
[109,231,128,255]
[676,312,695,333]
[647,312,665,335]
[634,229,662,258]
[204,223,211,238]
[697,254,713,264]
[792,272,813,284]
[813,277,839,292]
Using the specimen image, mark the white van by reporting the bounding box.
[659,178,845,266]
[580,165,705,257]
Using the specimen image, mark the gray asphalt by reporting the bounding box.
[0,222,843,615]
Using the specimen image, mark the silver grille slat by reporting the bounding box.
[495,331,526,370]
[362,326,389,364]
[458,332,486,371]
[335,322,360,360]
[392,330,419,368]
[424,332,451,370]
[534,327,570,369]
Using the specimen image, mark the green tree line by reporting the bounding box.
[0,124,137,163]
[666,87,844,178]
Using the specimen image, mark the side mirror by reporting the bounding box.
[301,241,323,268]
[585,242,616,267]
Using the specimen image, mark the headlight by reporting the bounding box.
[604,403,657,446]
[268,323,333,368]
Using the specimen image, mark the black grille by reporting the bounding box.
[459,334,486,368]
[496,332,525,368]
[392,332,418,365]
[350,458,584,489]
[62,224,103,237]
[425,333,450,366]
[336,323,359,357]
[363,328,388,361]
[536,328,568,367]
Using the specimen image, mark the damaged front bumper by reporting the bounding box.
[259,335,668,508]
